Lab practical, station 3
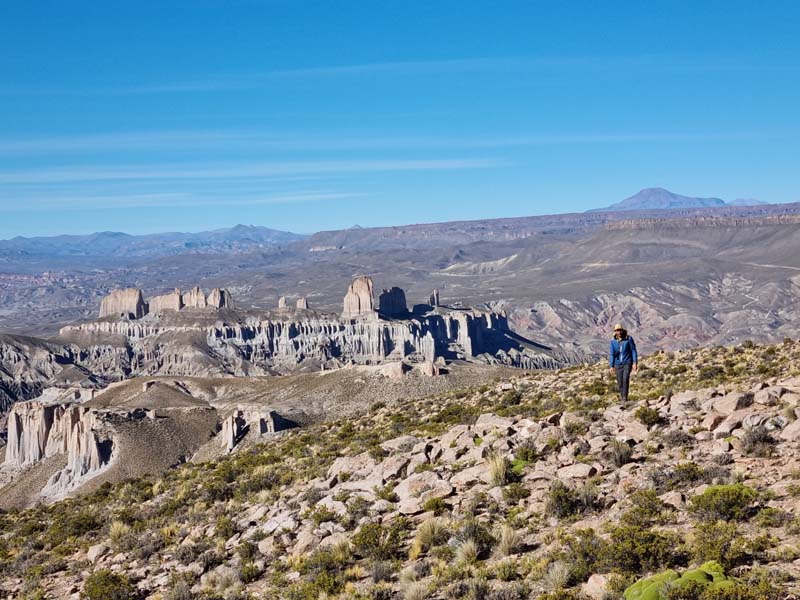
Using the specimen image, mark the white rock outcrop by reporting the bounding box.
[4,401,112,496]
[207,288,234,309]
[99,288,147,319]
[342,276,375,318]
[182,286,207,309]
[149,288,183,313]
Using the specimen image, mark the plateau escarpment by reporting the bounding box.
[58,277,581,380]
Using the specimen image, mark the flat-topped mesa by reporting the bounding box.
[378,287,408,318]
[99,288,147,319]
[149,288,183,313]
[97,286,235,319]
[296,297,309,310]
[342,276,375,318]
[207,288,233,309]
[278,296,288,309]
[182,286,207,309]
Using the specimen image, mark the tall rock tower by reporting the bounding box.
[342,276,375,318]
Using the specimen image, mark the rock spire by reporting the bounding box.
[342,276,375,318]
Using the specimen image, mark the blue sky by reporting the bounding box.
[1,1,798,238]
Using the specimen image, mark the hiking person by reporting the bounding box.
[609,323,638,402]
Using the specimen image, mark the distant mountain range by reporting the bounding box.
[0,224,305,257]
[590,187,767,212]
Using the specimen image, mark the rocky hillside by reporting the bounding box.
[3,340,800,599]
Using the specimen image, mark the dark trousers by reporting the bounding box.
[615,363,632,401]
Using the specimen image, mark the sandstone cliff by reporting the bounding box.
[99,288,147,319]
[342,276,375,318]
[149,288,183,313]
[3,401,111,498]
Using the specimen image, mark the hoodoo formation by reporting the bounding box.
[0,276,583,508]
[67,276,582,377]
[342,275,376,318]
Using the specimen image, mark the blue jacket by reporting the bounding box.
[609,336,638,367]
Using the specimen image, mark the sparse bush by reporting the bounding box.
[634,406,662,428]
[455,539,479,566]
[404,581,430,600]
[488,453,510,487]
[600,524,685,575]
[741,426,775,457]
[82,570,137,600]
[494,558,519,582]
[609,439,633,467]
[688,484,758,522]
[514,440,538,463]
[662,429,694,448]
[502,482,530,504]
[620,489,674,527]
[454,516,495,556]
[545,480,580,519]
[371,560,393,583]
[214,515,237,540]
[493,524,521,558]
[691,521,748,570]
[698,365,725,381]
[352,520,409,561]
[422,496,447,515]
[650,462,730,493]
[240,561,261,583]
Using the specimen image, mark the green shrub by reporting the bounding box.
[502,482,530,504]
[620,489,673,527]
[741,426,775,457]
[609,439,634,467]
[688,484,758,522]
[352,520,409,561]
[82,570,137,600]
[601,524,685,576]
[690,521,748,570]
[422,497,447,515]
[624,562,729,600]
[634,407,662,428]
[545,480,580,519]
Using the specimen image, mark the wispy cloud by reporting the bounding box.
[0,129,766,155]
[0,158,503,185]
[0,190,365,212]
[0,54,763,97]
